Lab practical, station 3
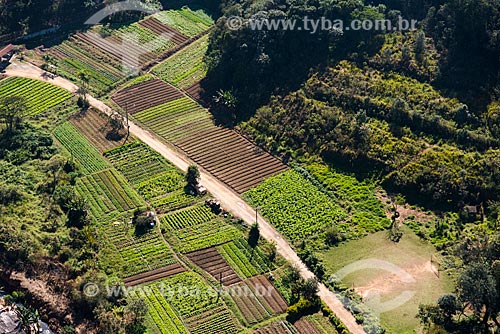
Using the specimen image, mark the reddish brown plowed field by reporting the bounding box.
[187,247,242,286]
[229,280,272,326]
[139,17,189,44]
[123,262,185,286]
[293,318,320,334]
[247,275,288,314]
[254,321,296,334]
[176,128,288,193]
[111,79,183,114]
[185,81,204,102]
[69,108,134,152]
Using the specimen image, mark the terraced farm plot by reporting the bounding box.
[244,170,348,243]
[247,275,288,314]
[153,272,221,317]
[123,263,186,286]
[104,140,183,200]
[151,189,202,213]
[217,239,274,279]
[153,8,214,37]
[186,247,242,286]
[69,108,133,152]
[54,122,109,174]
[45,8,205,94]
[185,81,204,102]
[292,318,320,334]
[163,218,242,253]
[75,169,143,219]
[176,127,289,193]
[185,307,239,334]
[293,314,340,334]
[133,285,188,334]
[0,77,72,116]
[111,79,183,114]
[254,321,298,334]
[228,275,287,326]
[152,35,209,89]
[50,39,127,93]
[138,17,189,45]
[161,204,217,230]
[133,96,213,141]
[132,94,289,193]
[103,222,177,277]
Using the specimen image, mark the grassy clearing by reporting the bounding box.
[317,227,455,333]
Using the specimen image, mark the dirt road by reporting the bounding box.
[5,60,366,334]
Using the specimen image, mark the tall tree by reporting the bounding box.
[0,96,26,133]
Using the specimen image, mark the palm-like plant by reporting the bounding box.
[15,305,40,334]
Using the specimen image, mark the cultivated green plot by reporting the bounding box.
[163,217,242,253]
[154,8,213,37]
[217,239,274,279]
[244,170,348,243]
[306,162,391,233]
[152,35,209,88]
[161,204,216,230]
[133,97,212,142]
[0,77,72,116]
[54,121,109,174]
[133,286,188,334]
[104,141,184,199]
[74,169,143,219]
[100,217,177,277]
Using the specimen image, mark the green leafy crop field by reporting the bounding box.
[0,77,72,116]
[244,170,347,243]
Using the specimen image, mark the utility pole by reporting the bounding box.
[255,207,258,224]
[123,102,130,145]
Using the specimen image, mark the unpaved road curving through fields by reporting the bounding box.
[5,59,366,334]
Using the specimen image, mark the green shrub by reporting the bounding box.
[286,298,320,322]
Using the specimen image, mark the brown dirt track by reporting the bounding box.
[186,247,242,286]
[123,262,185,286]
